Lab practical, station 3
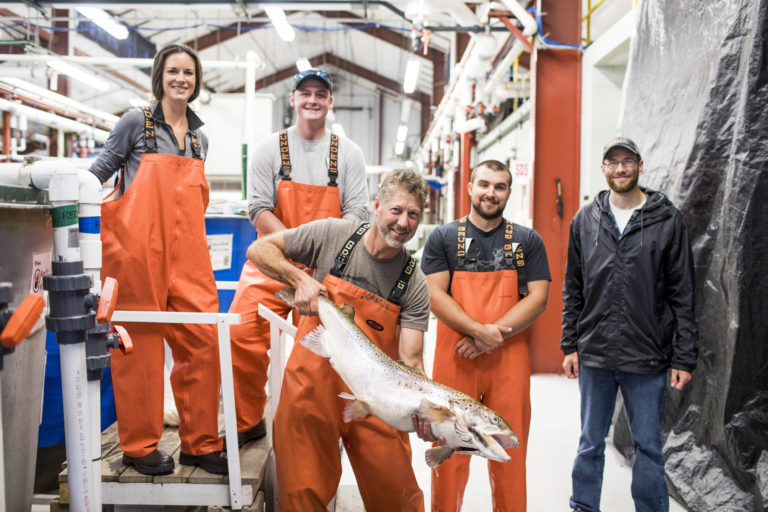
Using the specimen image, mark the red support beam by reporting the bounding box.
[529,1,582,373]
[2,111,10,161]
[499,16,534,53]
[52,9,70,97]
[316,10,447,106]
[455,132,474,218]
[183,18,267,52]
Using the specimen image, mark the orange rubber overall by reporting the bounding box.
[431,269,531,512]
[229,178,342,430]
[102,152,222,457]
[274,273,424,512]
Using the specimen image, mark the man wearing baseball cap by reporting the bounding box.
[561,136,699,512]
[228,68,367,447]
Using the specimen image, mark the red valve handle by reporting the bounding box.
[112,324,133,355]
[1,294,45,348]
[96,277,118,324]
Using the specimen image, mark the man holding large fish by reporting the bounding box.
[246,168,434,511]
[421,160,551,511]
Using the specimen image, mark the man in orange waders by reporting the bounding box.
[228,69,368,445]
[247,169,435,511]
[421,160,551,511]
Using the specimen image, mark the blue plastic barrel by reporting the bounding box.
[38,331,117,447]
[204,215,257,312]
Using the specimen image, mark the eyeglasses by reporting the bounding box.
[603,158,638,171]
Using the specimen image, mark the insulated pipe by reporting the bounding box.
[243,50,258,199]
[0,99,110,143]
[499,0,538,36]
[0,53,258,71]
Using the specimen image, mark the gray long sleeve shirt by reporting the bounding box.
[247,127,368,225]
[88,103,208,195]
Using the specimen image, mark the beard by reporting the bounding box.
[606,170,639,193]
[471,196,505,220]
[376,218,412,249]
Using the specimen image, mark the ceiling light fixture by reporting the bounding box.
[296,58,311,72]
[264,6,296,42]
[402,58,420,94]
[76,7,129,40]
[396,124,408,143]
[46,59,110,92]
[395,141,406,156]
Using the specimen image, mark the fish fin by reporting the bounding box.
[338,393,369,422]
[397,360,427,377]
[275,288,296,306]
[339,303,355,320]
[425,445,454,468]
[454,421,473,443]
[418,398,454,424]
[298,325,330,358]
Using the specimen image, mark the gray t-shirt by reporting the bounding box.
[284,218,430,332]
[247,127,368,225]
[88,104,208,195]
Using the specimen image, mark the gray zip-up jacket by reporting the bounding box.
[560,188,698,373]
[88,103,208,195]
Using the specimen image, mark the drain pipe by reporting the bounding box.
[36,159,96,512]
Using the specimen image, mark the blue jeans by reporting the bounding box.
[569,365,669,512]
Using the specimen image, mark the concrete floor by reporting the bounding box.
[32,314,688,511]
[337,375,687,511]
[337,316,687,511]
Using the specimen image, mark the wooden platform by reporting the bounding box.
[58,422,270,509]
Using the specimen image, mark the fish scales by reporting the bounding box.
[276,288,519,467]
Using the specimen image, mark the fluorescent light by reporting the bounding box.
[403,58,420,94]
[296,58,311,72]
[395,141,406,156]
[77,7,129,40]
[264,7,295,42]
[331,122,346,137]
[396,124,408,142]
[47,59,110,92]
[400,99,412,123]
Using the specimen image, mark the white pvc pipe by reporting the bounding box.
[0,53,259,70]
[88,380,102,508]
[245,51,257,169]
[500,0,538,36]
[60,343,93,512]
[0,378,5,512]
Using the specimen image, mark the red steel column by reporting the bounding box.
[455,132,473,218]
[530,1,582,373]
[2,111,10,161]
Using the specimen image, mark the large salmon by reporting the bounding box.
[276,288,519,467]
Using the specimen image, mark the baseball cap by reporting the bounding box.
[292,69,333,92]
[602,137,641,160]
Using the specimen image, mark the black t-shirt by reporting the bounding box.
[420,218,551,294]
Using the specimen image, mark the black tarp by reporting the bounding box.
[612,0,768,510]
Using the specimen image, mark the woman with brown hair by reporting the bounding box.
[89,44,226,475]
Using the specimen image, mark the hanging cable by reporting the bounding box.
[527,6,589,50]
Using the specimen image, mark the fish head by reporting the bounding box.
[450,398,519,463]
